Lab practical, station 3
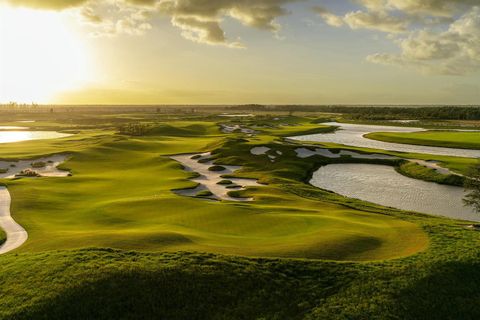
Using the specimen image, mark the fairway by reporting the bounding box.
[0,110,479,319]
[3,120,427,261]
[365,130,480,150]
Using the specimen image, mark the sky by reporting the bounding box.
[0,0,479,105]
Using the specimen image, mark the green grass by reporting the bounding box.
[366,130,480,150]
[196,190,213,197]
[0,120,426,261]
[0,228,5,246]
[1,113,480,319]
[396,161,465,186]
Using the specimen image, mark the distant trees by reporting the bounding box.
[228,105,480,120]
[464,163,480,213]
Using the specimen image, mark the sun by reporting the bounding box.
[0,5,92,104]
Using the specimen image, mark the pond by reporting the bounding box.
[0,130,70,144]
[310,163,478,221]
[291,122,480,158]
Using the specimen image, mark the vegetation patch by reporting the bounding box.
[217,179,232,185]
[31,161,46,168]
[366,131,480,150]
[396,161,465,186]
[208,165,226,172]
[195,190,213,197]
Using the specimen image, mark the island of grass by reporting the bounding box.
[365,130,480,150]
[208,165,226,172]
[0,110,480,319]
[217,179,232,185]
[31,161,47,168]
[195,190,213,197]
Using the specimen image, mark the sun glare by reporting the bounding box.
[0,5,91,103]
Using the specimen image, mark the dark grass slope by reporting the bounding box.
[2,237,480,320]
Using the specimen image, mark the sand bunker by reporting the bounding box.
[170,153,261,201]
[0,154,71,178]
[250,146,271,155]
[0,154,71,254]
[220,124,256,134]
[295,147,397,160]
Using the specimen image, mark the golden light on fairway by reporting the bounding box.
[0,5,92,103]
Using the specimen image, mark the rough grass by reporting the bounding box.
[396,161,465,186]
[366,130,480,150]
[1,113,479,319]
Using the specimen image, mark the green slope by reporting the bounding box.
[365,130,480,150]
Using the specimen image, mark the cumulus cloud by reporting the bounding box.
[312,6,343,27]
[316,0,480,75]
[367,7,480,75]
[156,0,296,47]
[343,10,409,33]
[6,0,297,47]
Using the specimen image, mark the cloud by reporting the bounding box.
[6,0,297,47]
[367,6,480,75]
[344,10,409,33]
[5,0,88,10]
[156,0,297,47]
[315,0,480,75]
[312,6,343,27]
[312,4,409,33]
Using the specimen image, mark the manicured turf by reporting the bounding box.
[1,112,480,319]
[396,161,465,186]
[3,120,426,261]
[366,130,480,150]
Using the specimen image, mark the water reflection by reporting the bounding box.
[310,163,478,221]
[0,131,70,144]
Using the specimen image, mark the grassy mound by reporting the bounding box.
[396,161,465,186]
[0,229,5,246]
[195,190,213,197]
[208,165,226,172]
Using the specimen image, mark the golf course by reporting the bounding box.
[0,107,479,319]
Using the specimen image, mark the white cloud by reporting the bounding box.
[367,6,480,75]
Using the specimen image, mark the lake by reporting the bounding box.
[0,130,70,144]
[311,163,478,221]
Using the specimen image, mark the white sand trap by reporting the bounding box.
[220,124,256,134]
[295,147,341,159]
[170,153,261,201]
[0,187,27,254]
[0,154,71,254]
[0,154,71,178]
[295,147,398,160]
[250,146,271,155]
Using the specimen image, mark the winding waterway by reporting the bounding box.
[290,122,480,221]
[291,122,480,158]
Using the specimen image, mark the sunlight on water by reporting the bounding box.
[0,131,71,144]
